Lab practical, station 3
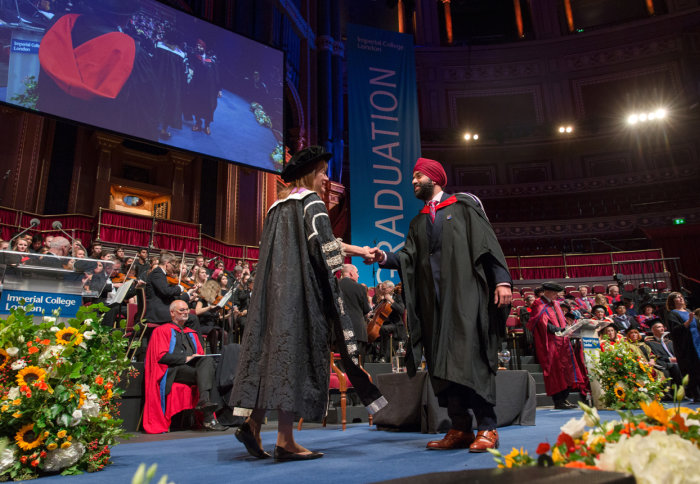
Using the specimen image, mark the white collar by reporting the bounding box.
[427,190,444,204]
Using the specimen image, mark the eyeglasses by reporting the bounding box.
[173,308,189,313]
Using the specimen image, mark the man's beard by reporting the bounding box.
[414,179,435,201]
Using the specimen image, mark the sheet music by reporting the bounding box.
[556,318,599,338]
[113,279,135,305]
[216,289,233,308]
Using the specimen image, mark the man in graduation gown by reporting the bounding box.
[143,300,225,433]
[527,282,589,409]
[371,157,512,452]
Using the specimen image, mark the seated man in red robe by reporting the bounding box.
[143,300,225,433]
[527,281,589,409]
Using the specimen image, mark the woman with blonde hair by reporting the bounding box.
[230,146,386,461]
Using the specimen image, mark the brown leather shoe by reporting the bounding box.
[469,429,499,453]
[426,429,475,450]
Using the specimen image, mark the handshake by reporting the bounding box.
[348,245,386,265]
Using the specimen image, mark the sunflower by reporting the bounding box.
[55,327,83,346]
[16,366,46,387]
[613,382,626,400]
[0,348,8,369]
[15,423,46,451]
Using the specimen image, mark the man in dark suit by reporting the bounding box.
[144,252,194,324]
[369,157,512,453]
[339,264,371,364]
[645,320,683,387]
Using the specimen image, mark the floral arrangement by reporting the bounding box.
[591,338,667,409]
[0,304,137,480]
[250,102,273,128]
[490,388,700,484]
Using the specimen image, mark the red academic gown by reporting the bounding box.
[143,323,203,434]
[527,298,589,396]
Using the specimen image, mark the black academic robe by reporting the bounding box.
[339,277,371,343]
[383,193,511,405]
[144,267,188,324]
[154,42,187,130]
[230,190,386,421]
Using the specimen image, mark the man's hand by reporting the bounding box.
[186,354,203,363]
[364,247,384,265]
[494,285,512,308]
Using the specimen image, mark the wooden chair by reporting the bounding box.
[298,353,374,431]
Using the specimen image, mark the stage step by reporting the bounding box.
[536,392,585,407]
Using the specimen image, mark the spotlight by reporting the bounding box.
[557,125,574,134]
[565,126,573,133]
[655,108,667,119]
[558,126,565,133]
[639,113,647,122]
[627,114,638,124]
[463,133,471,140]
[473,134,479,140]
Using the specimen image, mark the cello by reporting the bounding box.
[366,299,393,343]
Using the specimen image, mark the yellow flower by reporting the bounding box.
[0,348,8,369]
[76,388,86,409]
[16,366,46,387]
[640,400,669,425]
[1,405,8,412]
[60,441,71,449]
[613,382,626,400]
[15,423,45,451]
[55,327,83,346]
[12,411,22,418]
[12,398,21,405]
[552,447,564,463]
[47,443,57,451]
[56,430,67,439]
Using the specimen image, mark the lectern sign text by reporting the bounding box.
[0,290,82,318]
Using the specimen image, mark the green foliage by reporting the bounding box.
[592,338,667,409]
[0,304,140,479]
[8,76,39,110]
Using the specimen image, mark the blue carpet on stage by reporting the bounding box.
[35,406,698,483]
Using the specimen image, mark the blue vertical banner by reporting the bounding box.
[347,24,422,286]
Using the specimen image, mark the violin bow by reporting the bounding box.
[177,249,185,286]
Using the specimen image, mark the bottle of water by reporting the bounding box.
[392,341,406,373]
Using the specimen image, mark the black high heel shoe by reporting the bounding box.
[273,446,324,461]
[234,421,271,459]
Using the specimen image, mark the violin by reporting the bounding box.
[167,275,196,291]
[111,272,137,284]
[213,293,234,312]
[367,300,393,343]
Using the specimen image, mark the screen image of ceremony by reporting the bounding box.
[0,0,284,172]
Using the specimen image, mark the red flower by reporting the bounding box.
[26,342,32,348]
[20,456,27,464]
[31,459,39,467]
[28,346,39,354]
[41,339,50,345]
[95,376,104,385]
[536,442,551,454]
[555,432,576,452]
[40,451,47,458]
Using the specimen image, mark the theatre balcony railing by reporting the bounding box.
[95,208,201,254]
[0,206,94,248]
[505,249,680,291]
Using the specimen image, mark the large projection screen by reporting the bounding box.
[0,0,285,173]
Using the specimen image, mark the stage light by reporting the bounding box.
[655,108,667,119]
[626,108,669,127]
[627,114,638,124]
[557,125,574,134]
[463,133,471,140]
[639,113,647,122]
[463,132,479,142]
[473,134,479,140]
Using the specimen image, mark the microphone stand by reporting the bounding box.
[9,218,40,247]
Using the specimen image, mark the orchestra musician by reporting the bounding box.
[371,281,406,363]
[193,279,228,353]
[144,252,198,325]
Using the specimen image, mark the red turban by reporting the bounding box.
[413,158,447,187]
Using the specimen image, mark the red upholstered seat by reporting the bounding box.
[623,283,635,292]
[592,284,605,295]
[564,286,575,295]
[570,290,581,298]
[655,280,667,291]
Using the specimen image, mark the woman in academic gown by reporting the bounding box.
[230,146,387,461]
